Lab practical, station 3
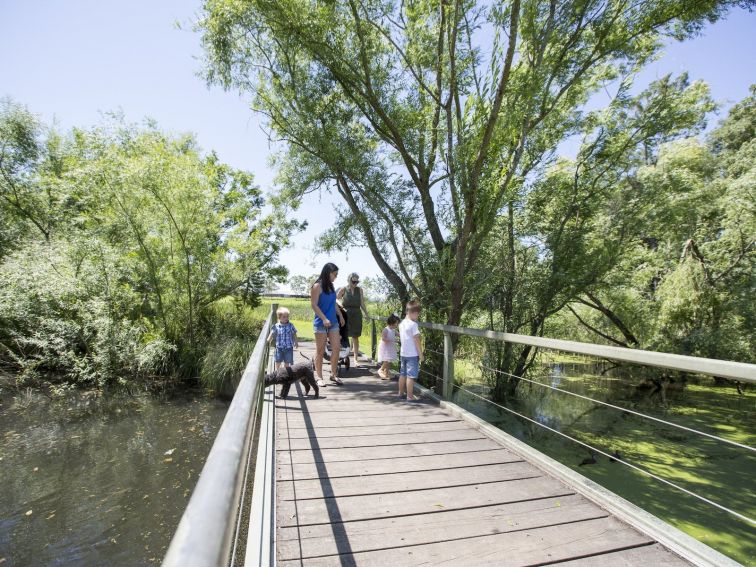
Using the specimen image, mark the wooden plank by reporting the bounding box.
[277,461,540,501]
[276,397,408,410]
[277,420,467,438]
[276,476,574,527]
[277,438,503,464]
[278,516,653,566]
[275,448,520,481]
[277,494,603,560]
[278,415,455,431]
[556,543,691,566]
[279,414,459,428]
[278,428,484,451]
[275,405,447,418]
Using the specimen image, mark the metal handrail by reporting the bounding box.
[163,306,276,567]
[368,316,755,382]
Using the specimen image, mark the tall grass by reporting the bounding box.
[199,299,267,393]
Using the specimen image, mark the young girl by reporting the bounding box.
[377,314,400,379]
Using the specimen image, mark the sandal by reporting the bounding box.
[330,375,344,385]
[317,379,326,387]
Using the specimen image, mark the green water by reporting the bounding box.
[449,361,755,565]
[0,388,228,566]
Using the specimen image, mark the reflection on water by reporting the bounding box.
[0,388,228,566]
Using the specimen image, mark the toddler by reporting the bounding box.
[268,307,298,369]
[377,314,400,379]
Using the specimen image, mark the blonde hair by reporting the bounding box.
[276,307,290,317]
[406,299,421,314]
[348,272,360,284]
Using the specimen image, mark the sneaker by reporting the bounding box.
[317,379,326,387]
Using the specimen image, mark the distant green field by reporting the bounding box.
[255,296,375,350]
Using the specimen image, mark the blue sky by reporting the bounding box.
[2,1,755,287]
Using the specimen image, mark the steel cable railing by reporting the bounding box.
[476,362,755,453]
[448,379,755,526]
[411,327,755,526]
[418,367,441,381]
[423,336,753,451]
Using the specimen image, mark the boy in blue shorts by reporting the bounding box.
[268,307,298,369]
[398,300,423,401]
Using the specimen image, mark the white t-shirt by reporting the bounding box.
[399,318,420,357]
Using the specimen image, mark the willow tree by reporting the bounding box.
[199,0,749,326]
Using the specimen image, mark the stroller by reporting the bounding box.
[324,303,352,371]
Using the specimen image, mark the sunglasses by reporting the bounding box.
[351,280,359,283]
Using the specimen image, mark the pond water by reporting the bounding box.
[0,388,228,566]
[449,361,756,565]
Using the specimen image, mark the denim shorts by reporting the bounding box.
[313,320,340,335]
[400,356,420,379]
[275,347,294,364]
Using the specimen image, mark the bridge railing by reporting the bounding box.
[163,304,278,567]
[369,316,755,560]
[371,316,754,390]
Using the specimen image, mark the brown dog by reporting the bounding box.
[263,360,319,399]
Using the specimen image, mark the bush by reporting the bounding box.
[0,242,175,388]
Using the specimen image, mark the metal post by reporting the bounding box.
[371,318,377,361]
[443,331,454,399]
[269,303,278,372]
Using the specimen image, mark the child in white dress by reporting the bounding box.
[377,314,400,379]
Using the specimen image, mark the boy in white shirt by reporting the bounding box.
[398,300,423,401]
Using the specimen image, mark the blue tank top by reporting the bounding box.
[314,286,337,326]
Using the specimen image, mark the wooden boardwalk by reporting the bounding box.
[271,343,692,566]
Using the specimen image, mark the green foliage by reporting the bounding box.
[0,98,58,246]
[197,0,743,334]
[0,107,298,389]
[0,242,174,387]
[467,75,717,396]
[567,88,756,362]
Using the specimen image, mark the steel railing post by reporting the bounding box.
[371,318,377,361]
[443,331,454,399]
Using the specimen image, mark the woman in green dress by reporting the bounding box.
[337,272,370,367]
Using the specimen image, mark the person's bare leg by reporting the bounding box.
[315,333,326,384]
[353,336,360,364]
[398,376,406,397]
[407,378,415,400]
[329,331,341,381]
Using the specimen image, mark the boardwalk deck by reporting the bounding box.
[271,343,692,566]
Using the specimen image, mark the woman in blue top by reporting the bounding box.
[311,263,345,386]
